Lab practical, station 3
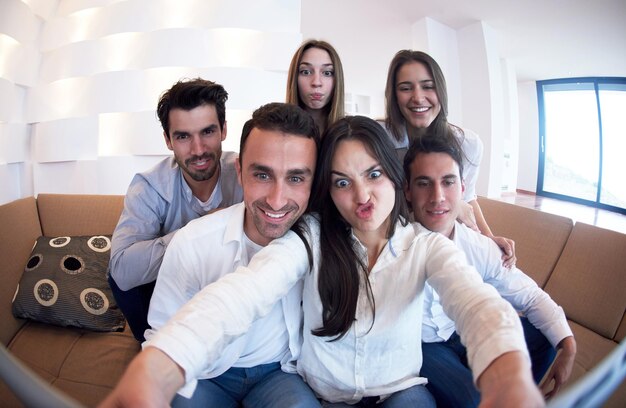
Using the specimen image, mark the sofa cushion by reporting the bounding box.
[544,222,626,340]
[0,197,42,346]
[477,197,573,287]
[36,194,124,237]
[1,321,139,407]
[12,235,124,332]
[566,320,626,408]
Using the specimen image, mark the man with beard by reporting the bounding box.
[144,102,320,406]
[109,78,243,341]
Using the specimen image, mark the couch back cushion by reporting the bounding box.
[37,194,124,237]
[477,196,573,287]
[544,222,626,339]
[0,197,43,346]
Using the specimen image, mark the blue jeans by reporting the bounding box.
[107,274,154,342]
[322,384,435,408]
[420,317,556,408]
[172,362,320,408]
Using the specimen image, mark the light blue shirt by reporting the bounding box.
[109,152,243,290]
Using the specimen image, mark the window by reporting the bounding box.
[537,77,626,214]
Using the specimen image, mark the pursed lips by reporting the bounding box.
[356,202,374,219]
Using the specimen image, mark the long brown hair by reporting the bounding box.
[384,50,456,143]
[310,116,409,340]
[286,39,345,131]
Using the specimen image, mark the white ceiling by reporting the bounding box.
[386,0,626,82]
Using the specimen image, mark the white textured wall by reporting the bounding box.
[0,0,302,204]
[457,22,508,197]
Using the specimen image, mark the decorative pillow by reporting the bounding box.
[12,235,125,332]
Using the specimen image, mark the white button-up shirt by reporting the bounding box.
[422,221,573,347]
[145,202,302,396]
[146,216,527,403]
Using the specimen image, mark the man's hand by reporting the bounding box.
[540,336,577,399]
[478,351,545,408]
[98,347,185,408]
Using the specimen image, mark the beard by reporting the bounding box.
[178,152,219,182]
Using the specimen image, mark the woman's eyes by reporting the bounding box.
[369,170,382,179]
[333,179,350,188]
[299,69,334,77]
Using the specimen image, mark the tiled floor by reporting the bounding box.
[493,191,626,235]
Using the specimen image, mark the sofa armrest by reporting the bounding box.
[0,197,42,346]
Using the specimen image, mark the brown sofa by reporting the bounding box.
[0,194,624,406]
[478,196,626,407]
[0,194,139,407]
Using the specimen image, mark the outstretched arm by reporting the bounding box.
[102,220,316,405]
[477,351,544,408]
[98,347,184,408]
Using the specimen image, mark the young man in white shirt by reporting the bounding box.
[403,134,577,407]
[144,102,320,407]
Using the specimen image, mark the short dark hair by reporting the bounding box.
[156,78,228,138]
[239,103,320,165]
[403,127,465,183]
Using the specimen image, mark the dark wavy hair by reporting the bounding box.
[310,116,409,340]
[156,78,228,139]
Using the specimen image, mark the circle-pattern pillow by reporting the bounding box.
[12,235,125,332]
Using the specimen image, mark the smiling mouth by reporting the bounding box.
[428,209,448,216]
[263,210,288,219]
[186,154,215,168]
[409,106,430,113]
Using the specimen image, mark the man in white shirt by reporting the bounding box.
[403,134,577,407]
[145,102,320,407]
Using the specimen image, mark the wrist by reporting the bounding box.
[557,336,577,356]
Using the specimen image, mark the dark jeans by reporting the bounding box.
[107,274,155,342]
[420,317,556,407]
[172,362,320,408]
[321,384,435,408]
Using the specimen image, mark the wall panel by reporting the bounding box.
[2,0,301,201]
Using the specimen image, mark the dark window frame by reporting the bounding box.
[536,77,626,215]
